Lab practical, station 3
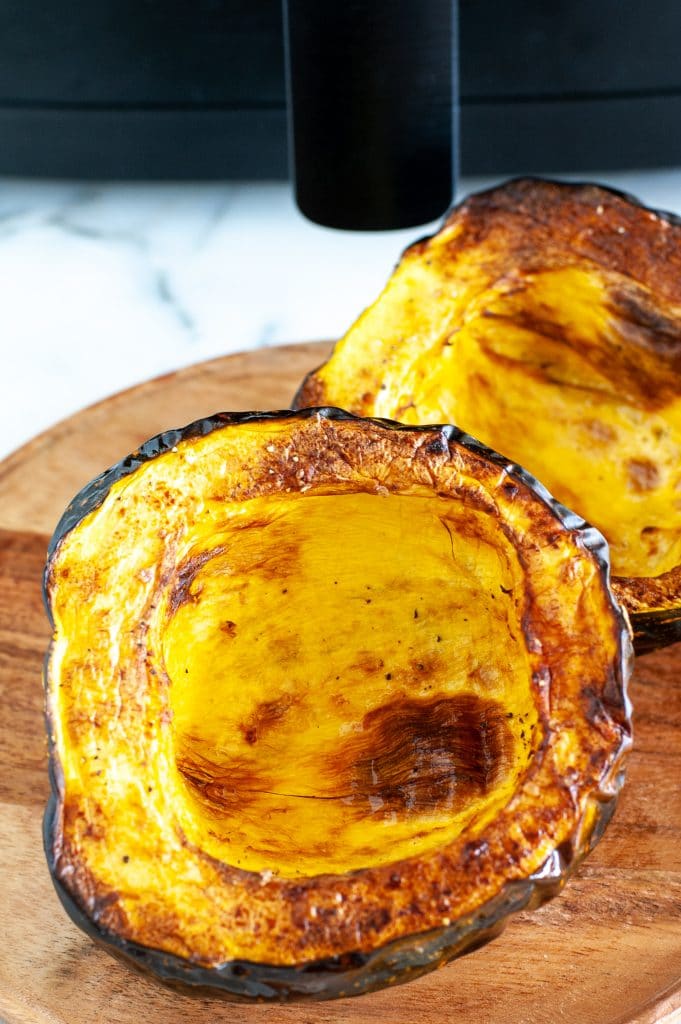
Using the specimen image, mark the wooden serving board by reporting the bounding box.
[1,341,680,1024]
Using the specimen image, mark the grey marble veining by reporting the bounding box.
[1,171,681,459]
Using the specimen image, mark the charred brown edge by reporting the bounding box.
[42,407,632,1002]
[628,608,681,654]
[43,787,619,1002]
[459,175,681,232]
[292,365,327,412]
[291,177,681,653]
[291,177,681,414]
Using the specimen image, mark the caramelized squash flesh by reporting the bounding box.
[165,491,537,877]
[296,180,681,648]
[381,265,681,580]
[44,411,631,998]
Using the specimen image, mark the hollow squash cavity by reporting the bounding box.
[44,411,631,988]
[163,491,536,877]
[378,266,681,580]
[294,179,681,650]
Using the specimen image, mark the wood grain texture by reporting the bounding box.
[0,344,679,1024]
[0,341,332,537]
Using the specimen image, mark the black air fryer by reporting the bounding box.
[1,1,680,229]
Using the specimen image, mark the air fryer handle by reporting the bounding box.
[283,0,457,231]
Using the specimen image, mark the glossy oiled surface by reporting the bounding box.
[408,266,681,580]
[165,490,536,876]
[45,405,627,971]
[298,181,681,584]
[0,343,679,1023]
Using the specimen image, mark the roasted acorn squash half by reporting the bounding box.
[295,179,681,653]
[44,409,631,1001]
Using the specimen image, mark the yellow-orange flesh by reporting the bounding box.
[379,266,681,579]
[299,184,681,583]
[165,491,536,876]
[45,415,629,966]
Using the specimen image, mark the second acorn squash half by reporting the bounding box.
[295,179,681,652]
[44,409,631,1000]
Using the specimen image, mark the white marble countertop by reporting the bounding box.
[2,168,681,461]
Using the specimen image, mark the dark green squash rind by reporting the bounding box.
[43,768,625,1002]
[43,407,633,1001]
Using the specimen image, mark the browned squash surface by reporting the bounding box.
[44,410,631,999]
[295,179,681,650]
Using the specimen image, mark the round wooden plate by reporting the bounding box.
[1,342,680,1024]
